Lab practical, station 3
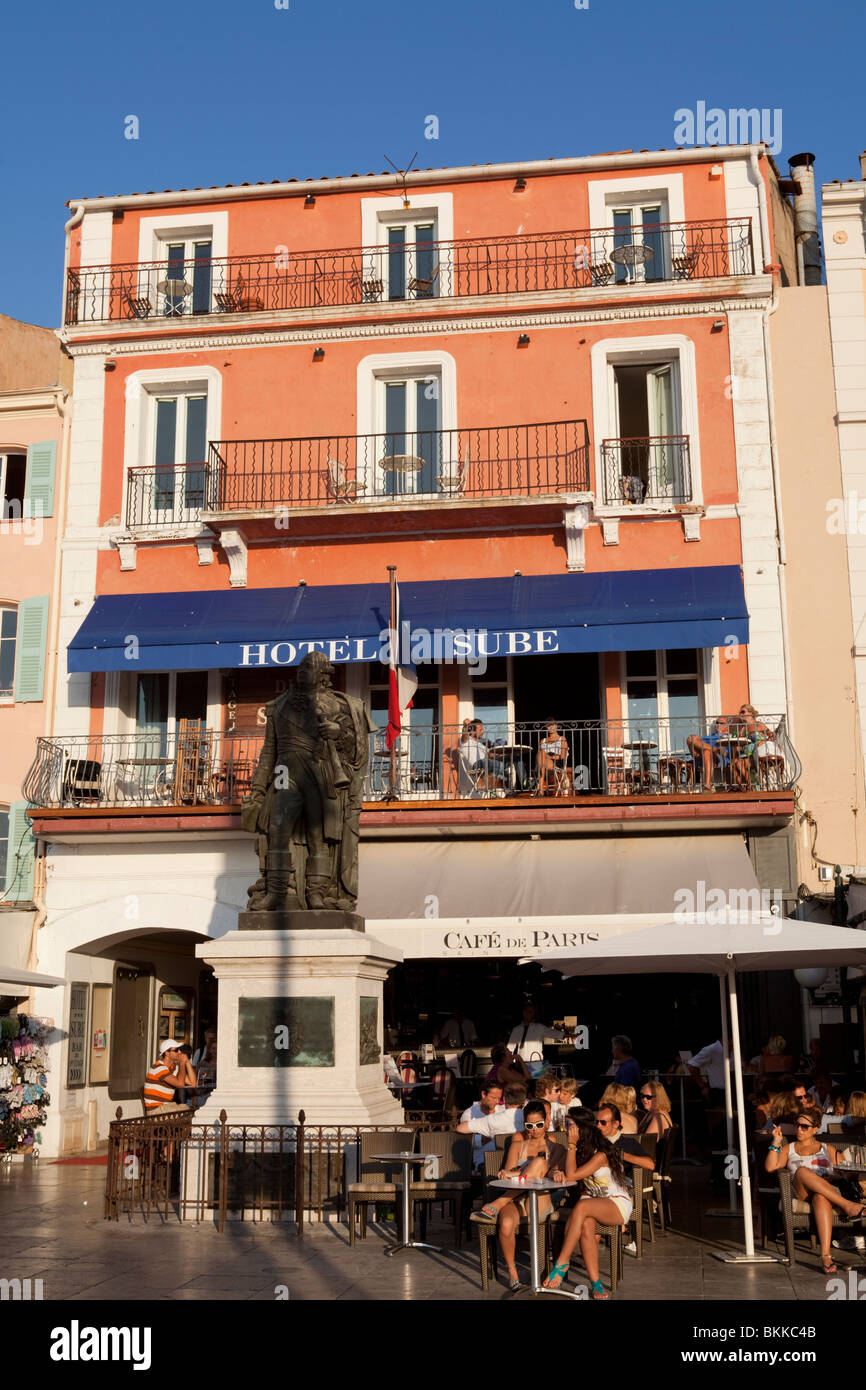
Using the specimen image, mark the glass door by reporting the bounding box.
[647,363,680,498]
[152,394,208,521]
[380,375,440,497]
[612,204,666,284]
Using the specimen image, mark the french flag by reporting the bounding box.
[386,580,418,749]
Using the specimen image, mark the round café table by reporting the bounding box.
[623,739,658,790]
[489,1176,578,1297]
[489,744,533,792]
[610,243,654,283]
[371,1152,440,1257]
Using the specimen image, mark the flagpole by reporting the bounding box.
[388,564,398,801]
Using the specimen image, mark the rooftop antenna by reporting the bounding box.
[385,152,418,208]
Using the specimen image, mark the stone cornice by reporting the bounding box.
[63,288,773,356]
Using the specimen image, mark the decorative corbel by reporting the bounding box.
[113,533,137,571]
[563,503,591,572]
[220,527,248,587]
[195,528,218,566]
[600,517,620,546]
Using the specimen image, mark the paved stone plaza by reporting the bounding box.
[0,1156,855,1302]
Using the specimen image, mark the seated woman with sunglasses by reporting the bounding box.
[543,1116,631,1299]
[764,1105,866,1274]
[637,1080,673,1137]
[479,1100,567,1291]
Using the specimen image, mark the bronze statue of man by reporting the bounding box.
[241,651,374,912]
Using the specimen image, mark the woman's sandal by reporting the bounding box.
[481,1203,500,1220]
[543,1262,569,1290]
[821,1257,838,1275]
[591,1277,610,1300]
[507,1273,522,1292]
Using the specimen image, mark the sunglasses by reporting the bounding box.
[596,1118,613,1125]
[640,1092,654,1100]
[795,1122,814,1130]
[525,1120,546,1130]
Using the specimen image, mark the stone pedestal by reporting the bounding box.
[193,921,404,1127]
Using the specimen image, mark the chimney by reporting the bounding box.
[788,152,822,285]
[860,151,866,180]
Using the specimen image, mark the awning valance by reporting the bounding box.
[68,566,749,673]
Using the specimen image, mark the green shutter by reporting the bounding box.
[4,801,35,902]
[24,441,57,519]
[13,595,49,702]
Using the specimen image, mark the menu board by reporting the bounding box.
[237,997,335,1068]
[67,983,90,1088]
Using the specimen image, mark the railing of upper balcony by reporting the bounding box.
[24,716,799,811]
[65,219,754,325]
[176,420,587,523]
[601,437,692,505]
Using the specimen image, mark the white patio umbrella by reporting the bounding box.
[535,917,866,1263]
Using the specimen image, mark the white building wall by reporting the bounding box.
[727,306,788,714]
[823,180,866,784]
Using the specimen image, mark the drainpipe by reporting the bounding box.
[788,153,822,286]
[748,149,795,738]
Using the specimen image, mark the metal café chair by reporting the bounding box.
[410,1130,473,1246]
[347,1128,413,1246]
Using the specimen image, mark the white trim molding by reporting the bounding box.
[121,365,222,532]
[137,211,229,269]
[587,173,685,232]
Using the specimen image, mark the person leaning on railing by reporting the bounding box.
[764,1104,866,1274]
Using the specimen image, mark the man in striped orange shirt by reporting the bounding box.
[144,1039,197,1113]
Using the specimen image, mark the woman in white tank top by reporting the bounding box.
[543,1117,633,1299]
[765,1106,866,1274]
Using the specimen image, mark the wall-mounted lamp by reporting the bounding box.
[517,333,530,347]
[304,193,316,207]
[298,579,307,587]
[711,319,725,332]
[513,570,522,577]
[313,347,325,360]
[513,177,527,191]
[104,359,117,371]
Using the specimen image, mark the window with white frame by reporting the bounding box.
[381,217,438,300]
[158,237,213,316]
[609,198,669,284]
[367,669,440,797]
[0,453,26,519]
[622,648,705,755]
[592,336,698,508]
[361,196,452,304]
[129,388,208,525]
[0,605,17,698]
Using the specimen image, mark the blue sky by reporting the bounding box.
[1,0,863,327]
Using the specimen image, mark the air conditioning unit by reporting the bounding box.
[818,866,834,882]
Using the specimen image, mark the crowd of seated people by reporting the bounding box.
[452,1064,664,1297]
[451,704,782,799]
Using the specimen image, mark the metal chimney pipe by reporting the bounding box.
[788,152,822,285]
[860,151,866,180]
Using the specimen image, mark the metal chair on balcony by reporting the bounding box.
[672,249,699,280]
[62,757,104,806]
[215,272,264,313]
[325,457,365,503]
[436,448,467,496]
[589,261,614,286]
[123,292,152,320]
[408,262,440,296]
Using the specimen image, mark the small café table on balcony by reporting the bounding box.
[370,1152,440,1257]
[609,242,654,283]
[489,1176,579,1299]
[489,743,533,793]
[622,739,658,790]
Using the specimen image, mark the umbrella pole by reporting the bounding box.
[713,965,779,1263]
[706,973,738,1216]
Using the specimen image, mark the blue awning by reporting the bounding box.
[67,566,749,673]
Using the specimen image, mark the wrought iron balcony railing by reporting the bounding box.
[601,436,692,505]
[200,419,590,519]
[65,219,754,325]
[24,716,799,811]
